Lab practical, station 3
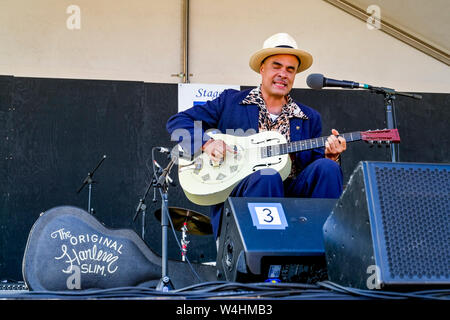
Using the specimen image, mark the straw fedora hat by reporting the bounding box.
[249,33,313,73]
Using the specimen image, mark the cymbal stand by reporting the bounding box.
[181,221,189,262]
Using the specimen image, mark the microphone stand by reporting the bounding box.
[134,147,177,291]
[133,174,157,239]
[369,86,422,163]
[77,155,107,214]
[155,155,177,292]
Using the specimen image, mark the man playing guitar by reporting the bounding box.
[167,33,347,241]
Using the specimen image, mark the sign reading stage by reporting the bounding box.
[178,83,240,112]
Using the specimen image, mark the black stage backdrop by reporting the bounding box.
[1,75,449,281]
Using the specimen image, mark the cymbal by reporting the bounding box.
[154,207,212,236]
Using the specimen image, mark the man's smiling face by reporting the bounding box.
[259,54,299,100]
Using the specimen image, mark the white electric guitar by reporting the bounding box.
[177,129,400,205]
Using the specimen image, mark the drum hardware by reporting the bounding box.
[154,207,212,236]
[154,207,213,262]
[181,222,189,262]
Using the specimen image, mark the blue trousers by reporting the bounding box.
[210,158,343,239]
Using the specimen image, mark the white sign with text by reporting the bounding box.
[178,83,240,112]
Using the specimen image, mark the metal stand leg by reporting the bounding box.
[141,207,146,239]
[384,95,399,162]
[88,183,92,213]
[156,192,174,291]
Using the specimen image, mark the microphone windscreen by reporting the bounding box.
[306,73,324,89]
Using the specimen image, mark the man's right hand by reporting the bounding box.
[202,139,234,162]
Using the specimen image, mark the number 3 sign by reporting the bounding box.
[247,203,288,230]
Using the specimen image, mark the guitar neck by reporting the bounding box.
[262,131,362,157]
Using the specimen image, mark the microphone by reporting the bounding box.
[306,73,371,90]
[155,146,171,154]
[154,160,175,186]
[307,73,422,100]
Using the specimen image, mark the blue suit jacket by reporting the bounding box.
[167,88,325,172]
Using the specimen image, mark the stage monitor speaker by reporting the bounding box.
[323,161,450,290]
[216,197,336,283]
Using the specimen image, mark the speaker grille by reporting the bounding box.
[373,165,450,280]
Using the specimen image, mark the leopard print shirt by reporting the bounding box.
[240,86,309,178]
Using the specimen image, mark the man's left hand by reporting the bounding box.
[325,129,347,161]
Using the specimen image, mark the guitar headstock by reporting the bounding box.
[361,129,400,144]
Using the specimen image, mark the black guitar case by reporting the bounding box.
[22,205,217,291]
